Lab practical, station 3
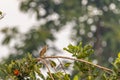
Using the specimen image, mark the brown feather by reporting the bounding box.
[40,45,48,57]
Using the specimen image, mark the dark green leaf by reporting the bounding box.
[49,60,56,68]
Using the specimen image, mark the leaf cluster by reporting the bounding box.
[64,42,94,59]
[0,53,42,80]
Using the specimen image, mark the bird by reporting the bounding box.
[39,45,48,57]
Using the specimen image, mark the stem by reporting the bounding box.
[57,58,66,74]
[37,56,113,73]
[41,59,54,80]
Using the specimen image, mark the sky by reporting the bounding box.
[0,0,73,59]
[0,0,37,59]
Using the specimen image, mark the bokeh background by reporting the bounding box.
[0,0,120,71]
[0,0,72,60]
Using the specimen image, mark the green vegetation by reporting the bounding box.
[1,0,120,79]
[1,42,120,80]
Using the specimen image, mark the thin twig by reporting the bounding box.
[41,59,54,80]
[57,58,66,74]
[37,56,113,73]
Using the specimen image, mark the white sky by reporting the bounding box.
[0,0,36,31]
[0,0,73,59]
[0,0,37,59]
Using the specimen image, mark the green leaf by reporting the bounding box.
[64,63,71,67]
[78,42,82,48]
[118,52,120,58]
[73,75,79,80]
[2,36,11,45]
[49,60,56,68]
[0,11,2,15]
[103,73,107,80]
[30,72,36,80]
[64,74,70,80]
[63,47,73,53]
[37,72,45,80]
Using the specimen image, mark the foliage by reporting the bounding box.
[63,42,94,59]
[1,42,120,80]
[0,53,43,80]
[1,0,120,79]
[1,0,120,65]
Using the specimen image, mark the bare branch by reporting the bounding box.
[37,56,113,73]
[41,59,54,80]
[57,58,66,74]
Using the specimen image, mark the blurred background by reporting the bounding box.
[0,0,73,60]
[0,0,120,74]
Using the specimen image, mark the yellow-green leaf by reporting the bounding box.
[64,63,71,67]
[73,75,78,80]
[118,52,120,58]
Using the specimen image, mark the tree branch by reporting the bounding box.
[40,59,54,80]
[57,58,66,74]
[37,56,113,73]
